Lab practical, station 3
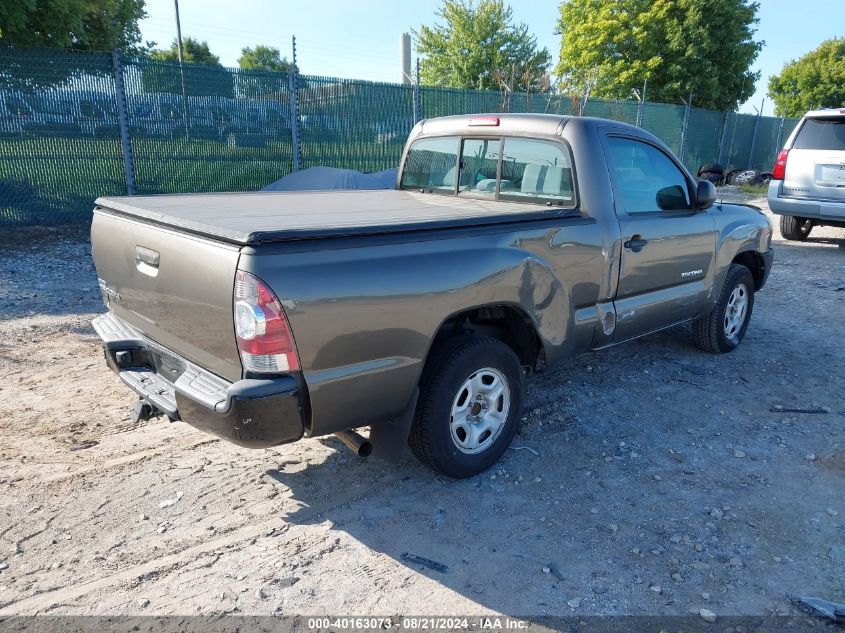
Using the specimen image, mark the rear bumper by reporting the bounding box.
[768,181,845,222]
[92,311,305,448]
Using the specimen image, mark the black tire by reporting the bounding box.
[409,335,525,478]
[780,215,813,241]
[697,163,725,177]
[725,168,743,184]
[700,171,724,185]
[753,171,774,186]
[693,264,755,353]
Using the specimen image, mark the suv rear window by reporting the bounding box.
[793,118,845,151]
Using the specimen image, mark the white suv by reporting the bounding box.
[768,108,845,240]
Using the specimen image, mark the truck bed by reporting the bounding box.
[95,189,565,245]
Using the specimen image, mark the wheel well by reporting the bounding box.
[732,251,765,290]
[431,305,544,373]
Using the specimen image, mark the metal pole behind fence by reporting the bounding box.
[775,115,785,151]
[636,78,647,127]
[288,37,302,171]
[748,110,761,169]
[717,111,730,166]
[111,49,136,196]
[412,57,422,124]
[679,93,692,164]
[173,0,190,139]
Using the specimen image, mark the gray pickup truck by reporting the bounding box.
[91,113,774,478]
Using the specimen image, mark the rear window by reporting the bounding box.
[400,136,459,192]
[401,135,575,206]
[793,118,845,150]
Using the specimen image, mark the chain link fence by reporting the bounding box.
[0,48,801,226]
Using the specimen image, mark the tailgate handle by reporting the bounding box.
[135,246,160,276]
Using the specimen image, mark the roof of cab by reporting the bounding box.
[411,112,643,139]
[414,113,569,138]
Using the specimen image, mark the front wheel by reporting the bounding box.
[693,264,755,353]
[780,215,813,241]
[409,336,525,478]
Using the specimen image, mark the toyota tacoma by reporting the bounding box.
[91,113,774,478]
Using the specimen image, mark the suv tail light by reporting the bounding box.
[772,149,789,180]
[234,270,300,373]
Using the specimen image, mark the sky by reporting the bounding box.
[139,0,843,116]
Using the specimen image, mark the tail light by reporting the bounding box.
[234,270,300,373]
[772,149,789,180]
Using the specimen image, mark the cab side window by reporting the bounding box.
[607,137,691,213]
[499,137,575,205]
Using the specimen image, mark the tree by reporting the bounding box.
[555,0,763,111]
[768,38,845,117]
[141,38,234,98]
[414,0,551,92]
[0,0,147,90]
[236,46,293,98]
[238,46,292,72]
[150,37,222,65]
[0,0,146,51]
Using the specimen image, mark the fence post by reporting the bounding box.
[635,78,647,127]
[717,111,730,166]
[748,109,761,169]
[774,115,785,151]
[288,69,302,171]
[679,93,692,164]
[412,57,422,123]
[111,49,136,196]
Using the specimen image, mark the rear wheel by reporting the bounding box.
[409,336,524,478]
[693,264,755,353]
[780,215,813,241]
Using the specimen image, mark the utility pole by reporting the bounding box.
[173,0,189,138]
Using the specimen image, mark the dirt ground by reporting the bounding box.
[0,196,843,619]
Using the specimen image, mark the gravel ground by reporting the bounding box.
[0,200,843,619]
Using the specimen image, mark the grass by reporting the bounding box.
[736,183,769,196]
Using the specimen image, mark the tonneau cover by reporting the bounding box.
[94,189,564,245]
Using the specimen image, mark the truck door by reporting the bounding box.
[604,134,717,342]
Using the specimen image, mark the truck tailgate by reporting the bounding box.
[91,209,243,383]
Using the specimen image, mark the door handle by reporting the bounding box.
[135,245,160,277]
[624,235,648,252]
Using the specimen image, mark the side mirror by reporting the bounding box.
[695,179,716,210]
[656,184,690,211]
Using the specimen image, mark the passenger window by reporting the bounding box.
[499,138,575,205]
[458,138,500,197]
[607,137,691,213]
[400,137,459,192]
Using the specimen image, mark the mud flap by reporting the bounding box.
[369,387,418,463]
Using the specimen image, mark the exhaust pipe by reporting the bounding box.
[335,430,373,457]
